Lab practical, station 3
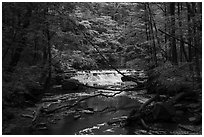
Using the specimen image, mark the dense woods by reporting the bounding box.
[2,2,202,135]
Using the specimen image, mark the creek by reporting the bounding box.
[31,69,149,135]
[6,69,202,135]
[10,69,179,135]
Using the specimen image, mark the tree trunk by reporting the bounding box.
[177,3,188,62]
[187,3,192,63]
[192,3,200,77]
[144,4,152,61]
[178,3,182,62]
[43,45,47,65]
[44,4,52,89]
[7,6,32,72]
[164,3,169,60]
[148,4,167,61]
[7,38,25,72]
[147,4,157,67]
[144,4,151,62]
[2,29,17,62]
[33,37,38,64]
[170,2,178,65]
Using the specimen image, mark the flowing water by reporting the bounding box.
[9,69,202,135]
[42,69,149,135]
[12,69,150,135]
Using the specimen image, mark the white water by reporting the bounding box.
[72,69,140,86]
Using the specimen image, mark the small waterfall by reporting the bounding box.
[72,69,140,86]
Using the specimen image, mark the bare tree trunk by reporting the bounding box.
[177,3,188,62]
[144,4,153,61]
[170,2,178,65]
[144,4,151,63]
[45,4,52,89]
[178,3,182,62]
[147,4,157,67]
[2,29,17,62]
[33,37,38,64]
[192,3,200,77]
[187,3,192,63]
[164,3,169,61]
[7,5,32,72]
[148,4,168,61]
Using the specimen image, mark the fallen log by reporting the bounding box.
[43,91,124,114]
[80,83,145,91]
[42,82,146,114]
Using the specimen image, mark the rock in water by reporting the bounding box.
[82,110,94,114]
[62,79,81,90]
[74,115,81,120]
[121,76,136,82]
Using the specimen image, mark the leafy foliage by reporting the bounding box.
[2,2,202,106]
[147,62,197,95]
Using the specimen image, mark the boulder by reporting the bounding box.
[121,76,137,82]
[74,114,81,120]
[62,79,81,90]
[82,109,94,114]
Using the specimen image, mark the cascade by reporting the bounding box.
[72,69,139,86]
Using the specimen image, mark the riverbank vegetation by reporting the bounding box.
[2,2,202,135]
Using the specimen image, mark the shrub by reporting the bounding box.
[147,62,196,95]
[71,54,98,70]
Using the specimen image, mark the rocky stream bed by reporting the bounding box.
[3,69,202,135]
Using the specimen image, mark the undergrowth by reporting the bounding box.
[2,65,43,107]
[147,62,201,96]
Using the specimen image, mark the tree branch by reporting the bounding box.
[158,29,201,54]
[43,91,124,114]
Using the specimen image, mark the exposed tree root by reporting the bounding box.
[140,118,149,129]
[126,91,193,130]
[139,94,159,112]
